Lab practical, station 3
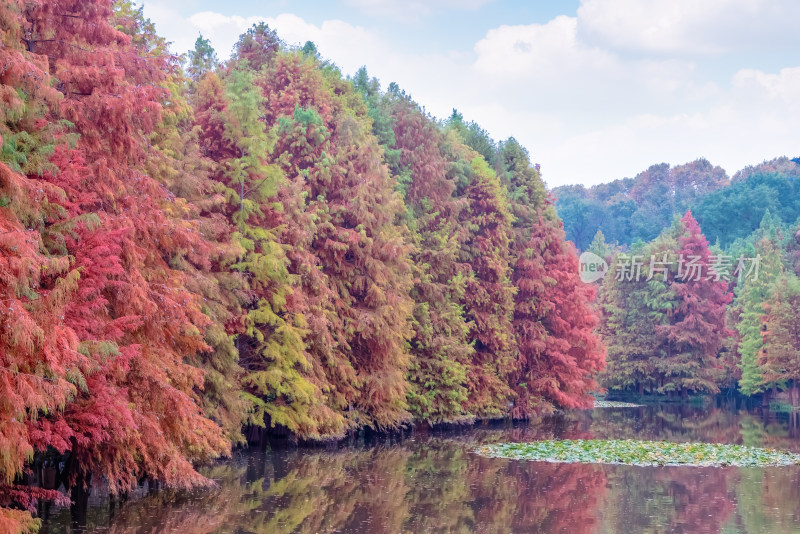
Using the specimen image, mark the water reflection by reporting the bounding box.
[39,403,800,533]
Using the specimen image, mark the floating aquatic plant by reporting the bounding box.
[592,400,642,408]
[475,439,800,467]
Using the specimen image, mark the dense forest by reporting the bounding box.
[566,155,800,400]
[3,0,800,532]
[557,155,800,407]
[555,157,800,250]
[595,207,800,399]
[0,1,605,531]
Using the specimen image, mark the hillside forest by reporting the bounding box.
[0,1,603,531]
[561,159,800,401]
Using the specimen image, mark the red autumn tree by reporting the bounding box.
[658,211,733,396]
[512,213,605,415]
[0,1,90,528]
[19,0,229,497]
[241,53,356,437]
[0,167,77,533]
[231,23,282,72]
[496,139,604,414]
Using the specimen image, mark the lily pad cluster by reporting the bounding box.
[476,439,800,467]
[592,400,642,408]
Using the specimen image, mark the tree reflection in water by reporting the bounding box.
[39,404,800,533]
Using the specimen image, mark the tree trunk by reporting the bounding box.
[42,464,57,490]
[70,472,91,530]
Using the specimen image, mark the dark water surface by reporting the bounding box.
[39,400,800,533]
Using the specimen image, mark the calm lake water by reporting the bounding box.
[39,399,800,533]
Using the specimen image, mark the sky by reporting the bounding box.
[141,0,800,188]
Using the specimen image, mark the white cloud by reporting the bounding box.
[186,12,265,57]
[459,5,800,186]
[141,1,198,55]
[142,4,382,67]
[576,0,800,55]
[470,17,702,122]
[474,16,617,79]
[141,2,800,188]
[535,63,800,186]
[503,87,800,188]
[185,12,380,69]
[345,0,494,20]
[733,66,800,105]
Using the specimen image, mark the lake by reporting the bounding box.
[39,399,800,533]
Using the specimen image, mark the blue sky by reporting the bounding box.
[141,0,800,187]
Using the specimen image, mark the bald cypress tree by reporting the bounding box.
[7,0,230,513]
[760,274,800,403]
[598,250,667,395]
[457,156,517,418]
[387,98,473,424]
[658,212,732,396]
[512,214,605,414]
[735,237,783,395]
[259,53,414,430]
[0,4,84,526]
[193,55,345,438]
